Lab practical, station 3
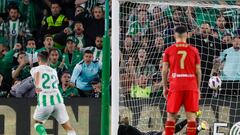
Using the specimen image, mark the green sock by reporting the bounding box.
[34,123,47,135]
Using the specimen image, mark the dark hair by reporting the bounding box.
[174,7,184,12]
[60,70,71,77]
[84,50,93,54]
[91,5,104,13]
[175,26,187,34]
[223,33,232,37]
[74,21,83,26]
[17,51,26,59]
[91,77,101,85]
[233,36,240,40]
[95,35,103,40]
[125,35,132,39]
[26,37,36,43]
[43,34,53,41]
[49,48,59,54]
[153,6,162,12]
[8,4,19,12]
[37,51,49,62]
[51,1,61,7]
[217,15,225,19]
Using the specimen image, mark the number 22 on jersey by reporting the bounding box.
[42,73,58,89]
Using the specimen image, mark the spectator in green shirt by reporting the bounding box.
[194,7,220,27]
[36,34,54,53]
[0,38,20,92]
[11,51,31,82]
[49,48,67,76]
[128,4,151,25]
[63,36,83,73]
[19,0,37,32]
[213,15,234,40]
[36,34,62,59]
[59,71,79,98]
[85,36,102,62]
[25,38,38,67]
[127,9,150,37]
[54,21,87,50]
[72,21,87,49]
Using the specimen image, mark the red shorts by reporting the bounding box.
[167,90,199,113]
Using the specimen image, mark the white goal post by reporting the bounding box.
[112,0,120,135]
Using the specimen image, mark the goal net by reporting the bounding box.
[111,0,240,135]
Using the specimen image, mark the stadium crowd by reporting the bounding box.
[119,2,240,127]
[0,0,107,98]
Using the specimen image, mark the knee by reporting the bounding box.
[35,120,43,124]
[167,113,177,121]
[62,122,74,131]
[186,112,196,121]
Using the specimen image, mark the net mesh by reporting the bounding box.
[118,1,240,134]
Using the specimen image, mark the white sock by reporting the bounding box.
[67,130,76,135]
[197,125,202,131]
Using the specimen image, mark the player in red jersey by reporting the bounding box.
[162,26,202,135]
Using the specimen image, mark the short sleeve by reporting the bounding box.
[30,67,37,77]
[194,48,201,65]
[163,49,169,63]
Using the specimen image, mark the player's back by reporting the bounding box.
[30,65,64,107]
[163,43,200,91]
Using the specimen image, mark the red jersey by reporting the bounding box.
[163,42,201,91]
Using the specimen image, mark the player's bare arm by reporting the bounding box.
[196,64,202,99]
[34,71,42,93]
[162,61,169,98]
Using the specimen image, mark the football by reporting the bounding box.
[208,76,222,90]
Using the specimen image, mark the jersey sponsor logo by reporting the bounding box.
[41,89,58,94]
[172,73,195,78]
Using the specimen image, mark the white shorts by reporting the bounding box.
[33,103,69,124]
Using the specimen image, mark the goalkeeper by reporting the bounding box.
[118,112,209,135]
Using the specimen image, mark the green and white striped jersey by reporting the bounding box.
[0,0,7,13]
[84,47,102,62]
[30,65,64,107]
